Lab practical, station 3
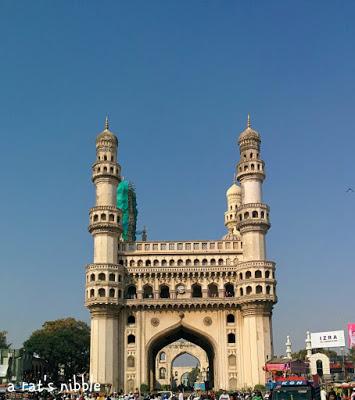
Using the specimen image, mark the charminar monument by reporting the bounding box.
[85,115,277,392]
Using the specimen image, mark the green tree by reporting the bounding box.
[24,318,90,383]
[140,383,149,394]
[291,348,338,361]
[0,331,10,349]
[349,346,355,363]
[291,349,307,360]
[187,367,200,388]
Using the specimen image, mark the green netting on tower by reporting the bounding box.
[117,180,138,241]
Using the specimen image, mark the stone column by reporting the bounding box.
[90,306,120,392]
[240,302,273,388]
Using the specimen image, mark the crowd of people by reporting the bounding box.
[2,386,355,400]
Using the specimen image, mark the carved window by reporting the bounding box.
[224,283,234,297]
[228,333,236,344]
[143,285,153,299]
[192,284,202,298]
[227,314,235,323]
[127,334,135,344]
[160,285,170,299]
[208,283,218,298]
[126,286,137,299]
[228,354,236,366]
[159,367,166,379]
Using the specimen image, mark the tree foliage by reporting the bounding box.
[349,346,355,363]
[0,331,10,349]
[291,348,338,360]
[187,367,200,387]
[24,318,90,382]
[140,383,149,394]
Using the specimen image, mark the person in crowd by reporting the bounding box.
[252,392,262,400]
[219,391,230,400]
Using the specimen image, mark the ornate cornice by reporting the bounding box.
[240,301,274,316]
[86,263,124,271]
[92,173,120,183]
[88,222,122,234]
[237,203,269,212]
[88,304,121,317]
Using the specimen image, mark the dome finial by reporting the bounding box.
[247,113,251,128]
[105,115,109,130]
[233,172,237,184]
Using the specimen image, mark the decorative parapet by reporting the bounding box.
[118,240,242,254]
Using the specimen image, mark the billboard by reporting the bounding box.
[348,323,355,348]
[310,330,345,348]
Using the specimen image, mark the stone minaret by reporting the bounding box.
[236,115,277,387]
[224,179,242,238]
[85,118,123,391]
[305,331,312,359]
[286,336,292,359]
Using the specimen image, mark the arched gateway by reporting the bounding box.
[85,116,278,392]
[147,322,215,389]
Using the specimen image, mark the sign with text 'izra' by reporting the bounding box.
[311,330,345,348]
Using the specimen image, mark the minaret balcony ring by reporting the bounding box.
[236,160,265,181]
[89,206,122,234]
[92,161,121,183]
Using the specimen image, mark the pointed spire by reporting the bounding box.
[247,113,251,128]
[105,115,109,130]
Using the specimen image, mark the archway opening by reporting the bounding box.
[171,351,200,391]
[147,324,215,391]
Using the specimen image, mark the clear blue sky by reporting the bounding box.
[0,0,354,355]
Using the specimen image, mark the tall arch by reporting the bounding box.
[147,322,216,390]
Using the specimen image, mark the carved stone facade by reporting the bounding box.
[155,340,208,387]
[85,116,277,392]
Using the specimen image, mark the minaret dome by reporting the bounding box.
[238,114,260,144]
[96,116,118,146]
